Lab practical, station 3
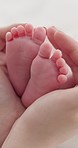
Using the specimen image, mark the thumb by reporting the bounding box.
[54,31,78,67]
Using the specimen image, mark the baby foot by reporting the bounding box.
[47,27,76,85]
[6,24,46,96]
[22,42,72,107]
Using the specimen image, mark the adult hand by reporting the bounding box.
[2,87,78,148]
[47,26,78,84]
[0,32,25,147]
[2,26,78,148]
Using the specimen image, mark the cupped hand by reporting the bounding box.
[2,25,78,148]
[47,27,78,84]
[0,45,25,146]
[2,86,78,148]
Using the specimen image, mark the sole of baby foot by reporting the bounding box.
[6,24,46,96]
[22,42,69,107]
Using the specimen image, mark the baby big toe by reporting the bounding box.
[33,27,46,45]
[38,42,52,58]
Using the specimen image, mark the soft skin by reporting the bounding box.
[0,25,25,147]
[2,27,78,148]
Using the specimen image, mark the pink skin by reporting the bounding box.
[6,24,46,96]
[47,27,76,83]
[22,42,73,107]
[6,24,73,108]
[47,26,78,84]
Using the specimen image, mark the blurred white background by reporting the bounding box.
[0,0,78,147]
[0,0,78,39]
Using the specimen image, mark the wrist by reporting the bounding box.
[2,114,56,148]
